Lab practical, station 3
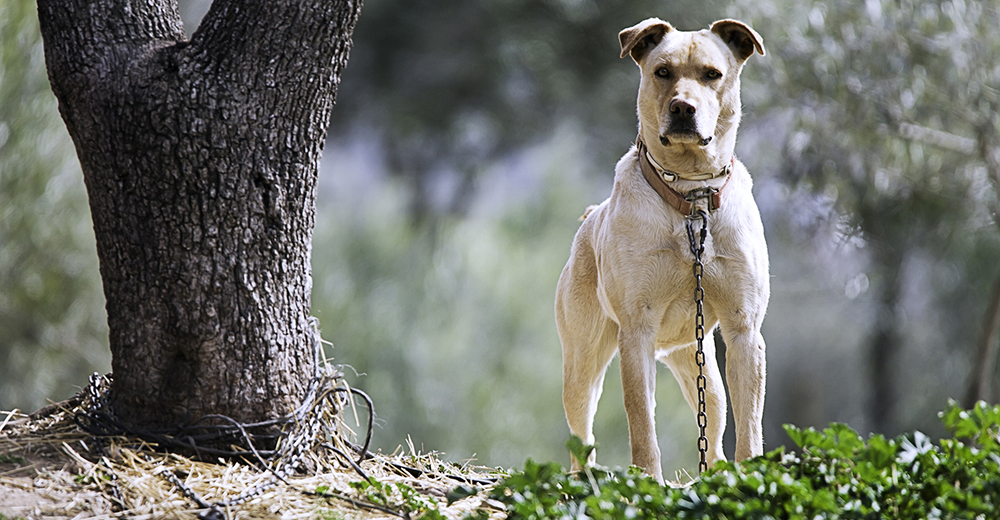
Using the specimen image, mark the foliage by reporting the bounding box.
[0,453,26,465]
[314,509,345,520]
[486,401,1000,519]
[350,478,442,518]
[738,0,1000,224]
[731,0,1000,432]
[745,0,1000,295]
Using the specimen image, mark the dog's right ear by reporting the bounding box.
[619,18,673,64]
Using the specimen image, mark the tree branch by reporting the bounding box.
[188,0,363,106]
[37,0,185,102]
[37,0,187,155]
[897,122,975,155]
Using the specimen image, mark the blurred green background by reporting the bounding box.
[3,0,999,478]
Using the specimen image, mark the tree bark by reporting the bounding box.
[36,0,362,430]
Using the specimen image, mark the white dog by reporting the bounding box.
[555,18,768,482]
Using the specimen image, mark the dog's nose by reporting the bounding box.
[670,99,696,116]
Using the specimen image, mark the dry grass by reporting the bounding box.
[0,392,507,520]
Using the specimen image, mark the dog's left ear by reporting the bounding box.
[619,18,673,64]
[710,19,765,62]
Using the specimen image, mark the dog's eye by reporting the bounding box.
[705,69,723,80]
[655,67,671,79]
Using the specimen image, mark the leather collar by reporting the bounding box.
[636,136,732,216]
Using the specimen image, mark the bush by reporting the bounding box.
[486,400,1000,519]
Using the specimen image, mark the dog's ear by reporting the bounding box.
[619,18,673,64]
[710,19,765,62]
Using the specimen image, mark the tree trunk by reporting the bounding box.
[967,123,1000,406]
[965,273,1000,406]
[868,249,903,434]
[36,0,362,430]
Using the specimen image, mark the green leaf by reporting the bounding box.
[447,484,479,505]
[565,435,596,468]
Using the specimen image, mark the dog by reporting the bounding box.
[555,18,768,482]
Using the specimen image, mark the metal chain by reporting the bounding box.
[177,325,342,518]
[74,321,375,520]
[85,372,107,412]
[160,370,349,520]
[78,373,126,507]
[685,209,710,475]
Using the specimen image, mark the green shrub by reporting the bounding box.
[485,400,1000,519]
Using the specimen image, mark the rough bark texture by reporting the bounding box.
[36,0,362,430]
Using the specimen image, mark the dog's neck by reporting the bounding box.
[639,143,730,182]
[638,121,737,180]
[635,137,733,215]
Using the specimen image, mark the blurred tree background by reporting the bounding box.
[2,0,998,477]
[0,1,109,414]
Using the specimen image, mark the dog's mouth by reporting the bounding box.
[659,130,713,147]
[660,118,713,146]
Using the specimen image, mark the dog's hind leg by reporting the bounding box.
[719,325,766,461]
[660,334,727,465]
[561,321,618,471]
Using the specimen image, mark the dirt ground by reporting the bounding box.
[1,401,110,519]
[0,405,505,520]
[0,453,113,519]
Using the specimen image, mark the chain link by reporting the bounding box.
[80,373,126,506]
[685,209,710,475]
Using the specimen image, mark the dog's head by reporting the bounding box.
[620,18,764,172]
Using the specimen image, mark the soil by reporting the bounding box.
[0,403,505,520]
[0,452,113,519]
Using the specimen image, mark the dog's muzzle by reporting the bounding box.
[659,134,713,146]
[661,115,713,146]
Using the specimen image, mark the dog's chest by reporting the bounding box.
[618,244,713,347]
[597,216,722,300]
[633,210,720,265]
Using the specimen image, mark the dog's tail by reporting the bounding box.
[579,204,599,221]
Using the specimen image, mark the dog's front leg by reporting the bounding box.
[721,327,766,460]
[618,329,662,482]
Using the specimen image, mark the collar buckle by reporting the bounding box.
[684,187,720,215]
